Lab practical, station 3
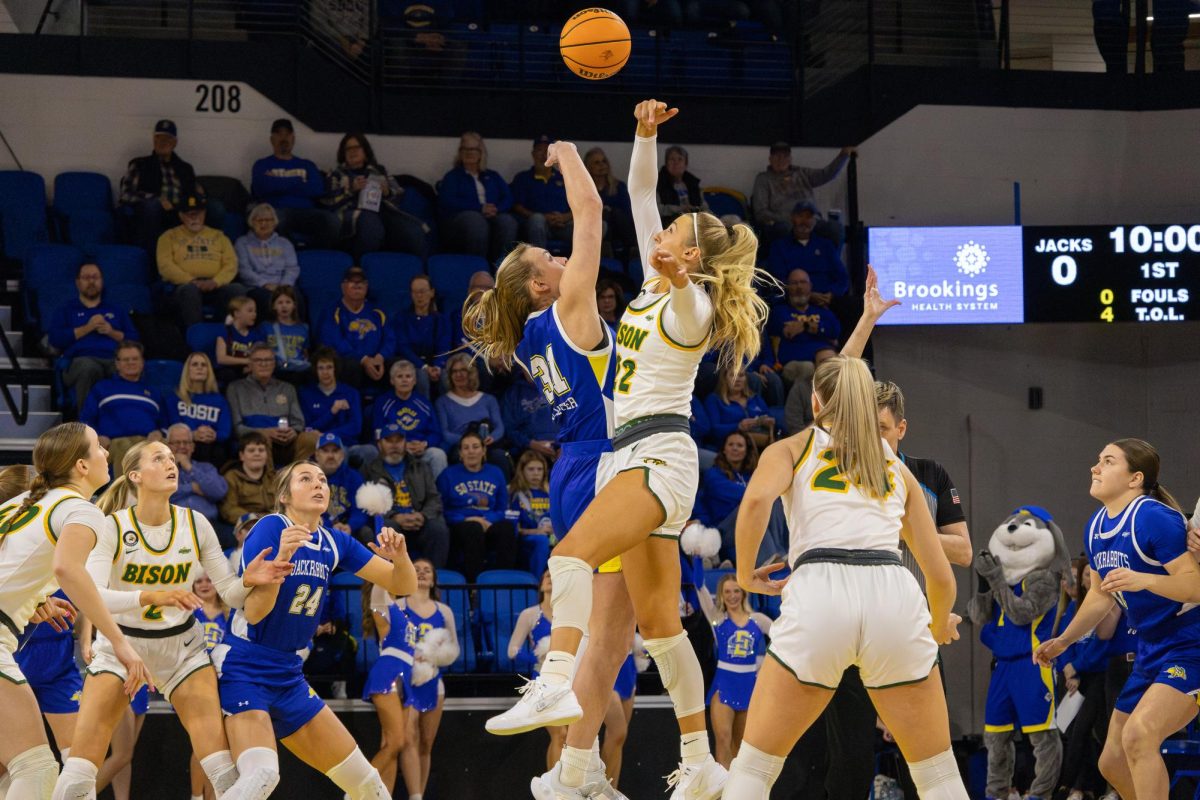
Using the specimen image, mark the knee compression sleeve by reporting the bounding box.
[199,750,238,796]
[227,748,279,800]
[8,745,59,800]
[644,632,706,718]
[50,756,95,800]
[548,556,594,635]
[325,749,388,800]
[909,749,968,800]
[725,742,785,800]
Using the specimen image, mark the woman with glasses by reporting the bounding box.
[436,131,518,261]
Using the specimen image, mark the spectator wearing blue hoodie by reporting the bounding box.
[704,367,775,452]
[435,353,510,477]
[298,347,363,445]
[79,340,168,469]
[313,432,371,541]
[436,131,517,260]
[318,266,395,390]
[435,432,518,580]
[49,262,139,415]
[371,360,446,477]
[169,352,234,465]
[250,118,339,247]
[500,369,558,462]
[390,274,451,398]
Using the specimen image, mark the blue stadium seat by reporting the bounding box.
[143,359,184,395]
[53,171,114,247]
[0,170,49,261]
[94,244,151,287]
[186,322,226,362]
[361,252,423,312]
[105,283,154,316]
[427,254,488,315]
[25,243,84,331]
[704,188,748,221]
[297,249,353,316]
[477,569,538,672]
[435,569,475,672]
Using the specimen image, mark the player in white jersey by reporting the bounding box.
[724,355,966,800]
[491,99,770,800]
[0,422,150,800]
[53,440,292,800]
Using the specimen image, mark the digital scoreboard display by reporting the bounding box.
[868,224,1200,324]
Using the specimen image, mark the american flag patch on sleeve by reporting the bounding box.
[950,488,961,505]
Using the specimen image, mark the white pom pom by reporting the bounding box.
[680,521,721,558]
[633,632,651,673]
[533,635,550,660]
[411,658,438,687]
[356,482,394,517]
[415,627,458,667]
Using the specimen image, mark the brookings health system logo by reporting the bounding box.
[892,238,1002,312]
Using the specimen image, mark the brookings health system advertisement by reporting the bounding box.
[868,226,1025,325]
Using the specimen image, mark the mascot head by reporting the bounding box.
[986,505,1071,586]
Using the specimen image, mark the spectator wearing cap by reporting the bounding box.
[119,119,199,253]
[157,191,246,330]
[166,423,232,544]
[766,200,849,305]
[437,131,518,261]
[656,144,711,227]
[219,432,276,525]
[317,266,395,389]
[48,261,139,415]
[751,141,854,249]
[299,346,363,447]
[360,423,449,567]
[235,203,301,317]
[250,118,340,248]
[79,340,168,469]
[312,432,371,541]
[225,511,263,575]
[226,341,317,465]
[371,359,447,478]
[324,132,429,260]
[511,134,572,250]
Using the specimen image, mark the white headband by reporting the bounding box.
[692,212,701,261]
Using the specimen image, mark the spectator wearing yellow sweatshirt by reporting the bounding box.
[157,192,246,328]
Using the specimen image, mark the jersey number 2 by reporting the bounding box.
[810,450,849,493]
[616,358,637,394]
[288,584,325,617]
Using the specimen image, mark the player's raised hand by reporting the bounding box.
[276,525,311,562]
[650,247,691,288]
[242,547,294,586]
[634,99,679,137]
[544,140,577,168]
[862,265,901,321]
[369,527,410,562]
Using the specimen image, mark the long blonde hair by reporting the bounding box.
[13,422,93,518]
[812,355,891,500]
[461,244,535,367]
[96,439,160,514]
[178,352,218,404]
[688,212,771,373]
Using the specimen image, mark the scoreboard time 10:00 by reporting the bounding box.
[1023,224,1196,323]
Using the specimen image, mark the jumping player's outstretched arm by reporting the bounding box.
[896,462,958,645]
[735,435,805,595]
[840,266,899,359]
[629,99,676,274]
[551,141,605,349]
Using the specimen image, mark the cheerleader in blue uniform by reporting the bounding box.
[704,574,772,769]
[510,571,562,769]
[1037,439,1200,800]
[399,559,459,800]
[190,572,231,800]
[363,583,415,796]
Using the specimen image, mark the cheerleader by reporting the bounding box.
[191,572,231,800]
[705,575,772,768]
[362,581,414,796]
[399,558,460,800]
[509,571,563,770]
[1036,439,1200,800]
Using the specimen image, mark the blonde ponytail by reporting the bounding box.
[461,244,536,368]
[691,215,772,373]
[96,439,156,514]
[813,355,891,500]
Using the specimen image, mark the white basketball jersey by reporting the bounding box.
[613,287,710,427]
[0,488,104,637]
[99,506,209,630]
[783,427,908,564]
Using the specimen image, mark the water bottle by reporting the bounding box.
[479,422,490,441]
[277,416,288,430]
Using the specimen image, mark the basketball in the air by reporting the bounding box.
[559,8,631,80]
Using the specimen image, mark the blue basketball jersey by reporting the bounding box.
[1086,495,1197,639]
[515,302,614,445]
[235,513,373,652]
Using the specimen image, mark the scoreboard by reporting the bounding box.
[867,224,1199,325]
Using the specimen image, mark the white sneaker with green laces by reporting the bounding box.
[666,755,728,800]
[485,675,583,735]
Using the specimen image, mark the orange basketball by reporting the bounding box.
[559,8,631,80]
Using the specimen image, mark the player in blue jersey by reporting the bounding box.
[463,139,632,799]
[217,461,417,799]
[1036,439,1200,800]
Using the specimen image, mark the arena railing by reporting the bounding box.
[0,326,30,427]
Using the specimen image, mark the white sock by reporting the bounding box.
[408,795,422,800]
[908,748,968,800]
[8,745,58,800]
[725,742,785,799]
[540,651,575,686]
[51,756,97,800]
[558,745,592,788]
[680,732,711,766]
[225,748,279,800]
[200,750,238,796]
[587,737,604,774]
[191,795,204,800]
[324,749,388,799]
